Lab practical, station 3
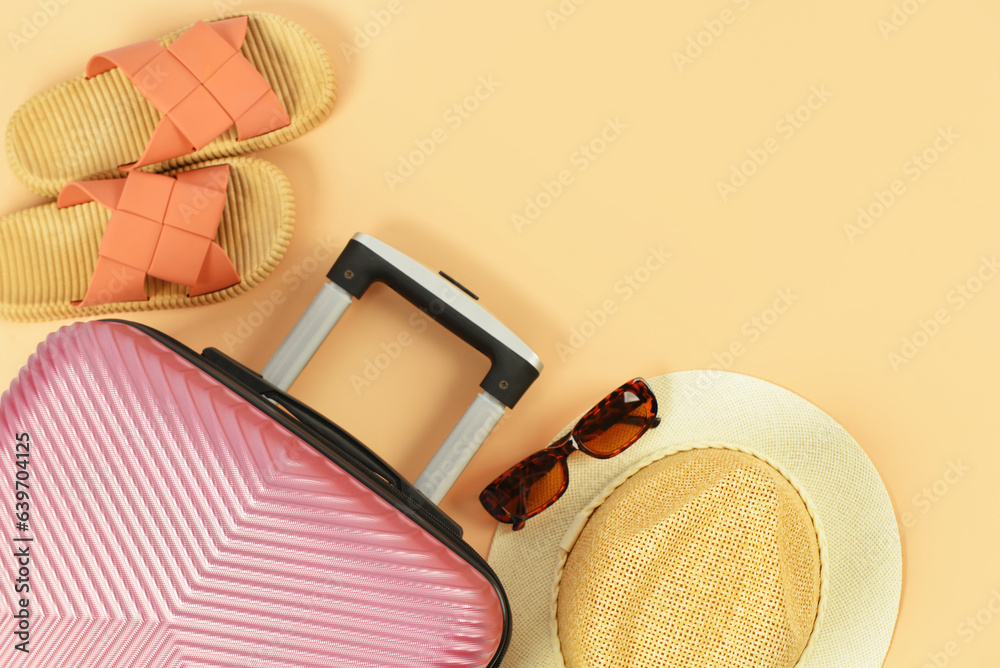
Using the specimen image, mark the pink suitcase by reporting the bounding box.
[0,234,542,667]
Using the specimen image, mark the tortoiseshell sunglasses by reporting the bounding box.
[479,378,660,531]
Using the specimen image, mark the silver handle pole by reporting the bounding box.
[415,391,507,504]
[262,282,354,391]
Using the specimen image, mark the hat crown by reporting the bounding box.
[557,449,820,668]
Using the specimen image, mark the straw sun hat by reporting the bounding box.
[487,370,901,667]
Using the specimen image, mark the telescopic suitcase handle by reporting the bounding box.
[262,233,543,503]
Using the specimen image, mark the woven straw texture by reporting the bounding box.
[557,449,820,668]
[0,156,293,322]
[6,12,336,197]
[488,371,901,668]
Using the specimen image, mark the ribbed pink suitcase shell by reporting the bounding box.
[0,321,505,667]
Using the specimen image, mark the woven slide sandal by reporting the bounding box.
[7,12,334,197]
[0,157,293,322]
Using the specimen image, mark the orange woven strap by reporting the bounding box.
[57,165,240,308]
[87,16,290,170]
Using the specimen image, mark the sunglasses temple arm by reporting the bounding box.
[618,415,661,427]
[415,391,507,504]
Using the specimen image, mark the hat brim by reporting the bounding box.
[487,370,901,667]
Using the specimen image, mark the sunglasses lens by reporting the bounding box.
[575,382,653,457]
[480,451,568,524]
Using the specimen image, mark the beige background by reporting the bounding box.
[2,0,999,664]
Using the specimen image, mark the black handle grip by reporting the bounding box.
[327,236,541,408]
